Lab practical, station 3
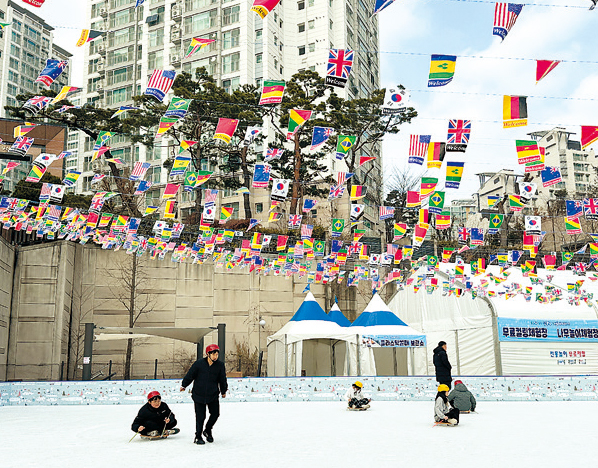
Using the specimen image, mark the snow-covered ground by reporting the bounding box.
[1,401,595,467]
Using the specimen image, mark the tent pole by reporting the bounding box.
[331,341,336,377]
[482,297,503,376]
[284,335,288,377]
[393,348,398,376]
[410,348,415,376]
[356,334,361,376]
[454,330,461,376]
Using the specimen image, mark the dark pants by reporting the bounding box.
[348,398,369,408]
[437,378,452,389]
[140,418,177,436]
[194,399,220,436]
[445,407,460,423]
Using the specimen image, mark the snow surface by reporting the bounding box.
[1,401,596,467]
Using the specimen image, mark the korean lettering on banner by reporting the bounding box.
[549,350,587,365]
[497,318,598,342]
[361,335,426,348]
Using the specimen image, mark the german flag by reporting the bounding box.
[164,200,176,219]
[503,95,528,128]
[426,142,446,169]
[350,185,366,201]
[515,140,541,164]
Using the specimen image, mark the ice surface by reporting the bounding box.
[2,401,596,467]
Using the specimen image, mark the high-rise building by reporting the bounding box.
[76,0,382,234]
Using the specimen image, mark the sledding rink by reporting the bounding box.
[1,400,594,467]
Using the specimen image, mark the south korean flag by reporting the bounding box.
[382,87,410,115]
[525,215,541,235]
[271,179,290,202]
[518,181,537,203]
[152,220,167,234]
[368,253,381,265]
[49,184,65,204]
[202,205,216,223]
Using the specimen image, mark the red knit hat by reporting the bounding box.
[454,380,463,385]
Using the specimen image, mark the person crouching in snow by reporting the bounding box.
[448,380,476,413]
[345,381,371,409]
[131,391,179,436]
[434,384,459,426]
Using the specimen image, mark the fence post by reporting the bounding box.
[154,359,158,379]
[108,360,112,380]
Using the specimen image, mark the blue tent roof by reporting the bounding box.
[289,292,332,322]
[350,293,408,327]
[328,304,352,327]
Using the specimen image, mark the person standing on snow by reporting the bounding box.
[433,341,452,389]
[434,384,460,426]
[448,380,476,412]
[180,344,228,445]
[131,391,179,436]
[345,381,371,409]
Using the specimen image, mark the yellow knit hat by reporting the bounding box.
[353,381,363,388]
[437,384,450,392]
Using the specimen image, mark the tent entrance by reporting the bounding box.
[372,347,408,376]
[300,339,349,377]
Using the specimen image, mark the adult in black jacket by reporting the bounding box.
[131,391,178,436]
[181,344,228,445]
[433,341,452,389]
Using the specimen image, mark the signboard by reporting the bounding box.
[498,318,598,343]
[361,335,426,348]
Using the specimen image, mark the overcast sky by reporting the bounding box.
[22,0,598,201]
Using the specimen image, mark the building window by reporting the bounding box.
[298,23,305,33]
[298,46,305,55]
[255,78,262,87]
[222,5,240,25]
[308,19,315,29]
[256,203,263,213]
[185,0,217,9]
[329,19,333,29]
[222,77,240,94]
[255,29,262,40]
[222,28,240,49]
[308,43,315,53]
[256,53,262,63]
[148,50,164,69]
[222,53,240,74]
[183,56,217,76]
[148,28,164,47]
[149,6,165,24]
[298,1,305,9]
[183,9,217,34]
[308,0,315,5]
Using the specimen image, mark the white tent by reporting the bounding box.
[350,293,427,376]
[388,263,598,375]
[328,303,352,327]
[267,292,361,376]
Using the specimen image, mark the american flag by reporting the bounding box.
[145,69,176,102]
[46,205,61,222]
[203,188,219,207]
[493,3,523,41]
[336,171,354,186]
[301,224,313,239]
[130,162,151,181]
[447,120,471,144]
[409,135,430,157]
[327,49,354,79]
[328,185,345,200]
[379,206,395,220]
[265,148,283,162]
[288,214,302,229]
[40,183,52,201]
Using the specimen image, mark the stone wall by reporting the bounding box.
[0,238,16,381]
[1,237,393,381]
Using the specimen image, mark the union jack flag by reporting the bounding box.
[10,137,34,156]
[447,120,471,152]
[130,161,152,181]
[145,69,176,102]
[328,185,345,200]
[584,198,598,220]
[288,214,302,229]
[89,195,105,212]
[301,223,313,239]
[379,206,395,220]
[265,148,283,162]
[326,49,354,88]
[458,227,469,244]
[493,3,523,41]
[23,96,52,115]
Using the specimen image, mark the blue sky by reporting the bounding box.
[379,0,598,200]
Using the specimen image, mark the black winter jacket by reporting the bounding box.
[131,401,177,433]
[181,357,228,404]
[433,345,452,381]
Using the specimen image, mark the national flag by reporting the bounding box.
[541,166,562,187]
[145,69,176,102]
[179,140,198,154]
[503,95,528,128]
[0,22,11,30]
[488,213,504,234]
[581,126,598,150]
[10,137,34,156]
[91,146,111,162]
[76,29,104,47]
[393,223,407,239]
[445,161,464,189]
[350,204,365,223]
[162,183,180,199]
[13,122,37,138]
[2,162,20,175]
[287,109,311,139]
[303,199,317,213]
[243,126,261,147]
[98,213,113,228]
[428,191,445,215]
[493,3,523,41]
[509,194,524,212]
[55,105,79,114]
[584,198,598,220]
[328,185,345,200]
[331,218,345,237]
[35,59,68,87]
[253,163,271,188]
[220,206,234,223]
[265,148,283,162]
[46,205,61,222]
[164,97,192,119]
[515,140,541,164]
[382,87,410,114]
[419,208,428,225]
[408,135,430,165]
[51,86,81,104]
[203,188,219,207]
[565,217,582,235]
[271,179,290,202]
[49,185,65,204]
[335,135,356,160]
[428,54,457,87]
[470,228,484,245]
[591,243,598,259]
[184,37,215,58]
[446,119,471,152]
[413,223,429,246]
[326,48,354,88]
[359,155,376,166]
[169,155,191,177]
[268,212,282,223]
[426,142,446,169]
[336,171,354,186]
[134,181,153,195]
[91,174,106,184]
[23,96,52,115]
[524,147,545,172]
[213,118,239,144]
[525,215,541,235]
[406,190,421,207]
[259,80,285,105]
[350,185,366,201]
[536,60,560,84]
[379,206,395,220]
[288,214,302,229]
[518,181,536,203]
[111,106,140,118]
[566,200,583,220]
[130,162,152,181]
[435,211,451,230]
[155,117,178,138]
[251,0,282,18]
[301,224,313,239]
[420,177,438,199]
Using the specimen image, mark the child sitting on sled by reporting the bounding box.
[345,381,371,409]
[434,384,460,426]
